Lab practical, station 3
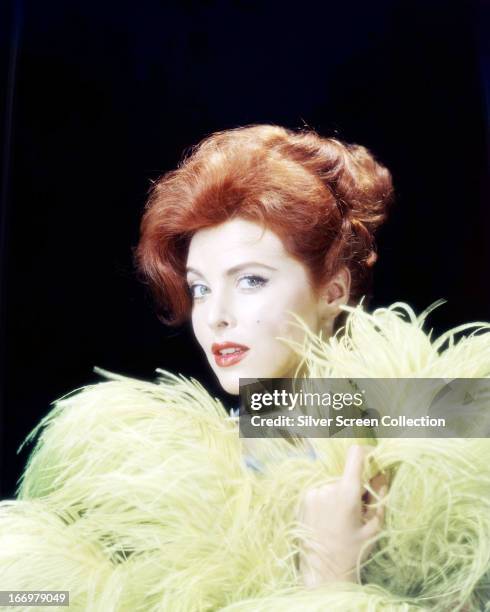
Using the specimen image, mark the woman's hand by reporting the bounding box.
[299,444,388,588]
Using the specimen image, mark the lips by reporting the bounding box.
[211,342,250,368]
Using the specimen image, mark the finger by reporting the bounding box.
[378,484,388,500]
[370,471,389,494]
[363,474,389,521]
[376,485,388,522]
[363,492,375,522]
[359,513,383,560]
[360,513,382,540]
[300,487,319,522]
[340,445,367,500]
[362,485,388,528]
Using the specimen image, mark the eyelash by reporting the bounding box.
[188,275,269,300]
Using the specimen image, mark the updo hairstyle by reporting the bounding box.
[135,125,394,326]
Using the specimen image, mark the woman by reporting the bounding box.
[136,124,393,587]
[2,125,490,611]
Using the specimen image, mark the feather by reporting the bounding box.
[2,301,489,611]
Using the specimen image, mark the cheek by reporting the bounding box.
[191,310,207,348]
[252,314,305,377]
[253,311,304,357]
[262,298,317,342]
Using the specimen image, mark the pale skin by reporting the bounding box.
[186,217,388,587]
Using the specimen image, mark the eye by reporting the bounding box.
[188,283,210,300]
[237,275,268,290]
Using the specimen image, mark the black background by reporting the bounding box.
[1,0,489,497]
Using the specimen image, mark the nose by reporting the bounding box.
[207,286,236,331]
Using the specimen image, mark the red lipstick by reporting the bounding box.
[211,342,250,367]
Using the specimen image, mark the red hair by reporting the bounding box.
[135,125,394,326]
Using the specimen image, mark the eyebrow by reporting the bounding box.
[186,261,278,277]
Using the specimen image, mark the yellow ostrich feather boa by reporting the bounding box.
[2,302,490,611]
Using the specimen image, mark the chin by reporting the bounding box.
[218,378,240,396]
[212,366,254,397]
[210,367,239,395]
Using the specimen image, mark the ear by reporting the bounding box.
[317,267,351,332]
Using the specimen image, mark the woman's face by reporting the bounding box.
[186,218,348,395]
